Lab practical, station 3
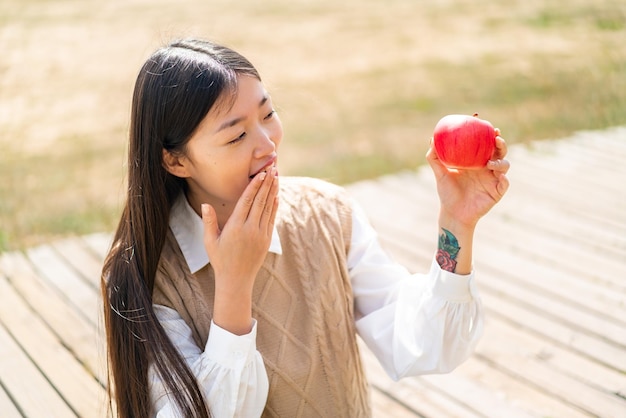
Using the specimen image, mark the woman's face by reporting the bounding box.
[170,75,283,225]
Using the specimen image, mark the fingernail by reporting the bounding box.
[259,171,267,181]
[201,203,209,217]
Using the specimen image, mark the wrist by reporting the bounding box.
[437,213,475,275]
[438,209,478,234]
[213,282,254,336]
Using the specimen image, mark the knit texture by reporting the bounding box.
[153,177,372,417]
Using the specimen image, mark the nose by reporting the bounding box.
[253,133,275,160]
[254,125,280,159]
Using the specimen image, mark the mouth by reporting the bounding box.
[249,158,277,180]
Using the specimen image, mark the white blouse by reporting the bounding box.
[149,196,483,417]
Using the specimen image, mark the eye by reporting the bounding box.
[264,110,276,120]
[228,132,246,145]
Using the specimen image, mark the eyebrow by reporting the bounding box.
[215,95,269,133]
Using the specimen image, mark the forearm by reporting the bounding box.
[437,211,475,275]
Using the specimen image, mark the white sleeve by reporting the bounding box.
[349,200,484,381]
[149,305,268,418]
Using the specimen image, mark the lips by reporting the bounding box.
[249,157,277,179]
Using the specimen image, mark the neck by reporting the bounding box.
[185,192,234,231]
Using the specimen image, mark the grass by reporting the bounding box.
[1,0,625,251]
[284,47,626,181]
[0,141,125,250]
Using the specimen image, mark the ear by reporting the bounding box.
[162,149,191,178]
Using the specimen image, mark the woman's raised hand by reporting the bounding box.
[427,130,510,229]
[201,167,279,334]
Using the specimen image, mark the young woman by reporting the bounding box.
[101,38,509,418]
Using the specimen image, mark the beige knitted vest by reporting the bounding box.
[153,177,372,417]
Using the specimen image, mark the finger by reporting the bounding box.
[496,173,510,198]
[231,171,267,223]
[266,195,279,237]
[248,167,276,224]
[492,136,508,160]
[259,172,279,229]
[201,203,220,248]
[426,139,447,179]
[487,158,511,174]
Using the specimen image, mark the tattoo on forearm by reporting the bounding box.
[437,228,460,272]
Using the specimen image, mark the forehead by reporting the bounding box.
[213,75,266,118]
[189,75,268,140]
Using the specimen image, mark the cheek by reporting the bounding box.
[271,118,284,146]
[205,170,247,205]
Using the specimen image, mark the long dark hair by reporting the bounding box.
[101,39,260,418]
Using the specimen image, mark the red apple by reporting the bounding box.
[433,114,496,169]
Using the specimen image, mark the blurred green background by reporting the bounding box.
[1,0,625,251]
